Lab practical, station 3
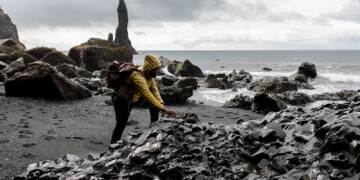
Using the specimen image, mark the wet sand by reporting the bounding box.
[0,95,263,179]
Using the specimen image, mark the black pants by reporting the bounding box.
[111,94,159,144]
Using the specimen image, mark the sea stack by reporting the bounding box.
[0,7,21,43]
[114,0,137,54]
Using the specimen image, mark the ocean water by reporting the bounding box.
[134,50,360,106]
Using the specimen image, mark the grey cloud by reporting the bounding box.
[0,0,307,28]
[328,0,360,23]
[0,0,118,27]
[127,0,222,21]
[127,0,306,24]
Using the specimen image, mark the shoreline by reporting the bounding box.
[0,95,263,179]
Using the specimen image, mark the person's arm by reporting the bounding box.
[132,73,177,117]
[150,78,164,104]
[133,73,164,111]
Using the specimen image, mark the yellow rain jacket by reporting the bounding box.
[115,54,165,111]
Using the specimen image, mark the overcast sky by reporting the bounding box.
[1,0,360,50]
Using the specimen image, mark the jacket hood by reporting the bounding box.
[140,54,161,75]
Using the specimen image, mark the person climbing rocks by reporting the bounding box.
[110,54,177,144]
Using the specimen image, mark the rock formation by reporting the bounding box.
[168,60,205,77]
[0,39,26,54]
[68,38,132,72]
[114,0,137,54]
[5,61,91,100]
[247,76,298,94]
[14,99,360,179]
[0,7,20,43]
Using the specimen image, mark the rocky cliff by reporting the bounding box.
[114,0,137,54]
[0,7,20,42]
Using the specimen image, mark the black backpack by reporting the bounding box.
[107,61,143,89]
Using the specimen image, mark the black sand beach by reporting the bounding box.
[0,95,263,179]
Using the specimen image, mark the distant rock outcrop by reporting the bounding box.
[168,60,204,77]
[247,76,298,94]
[26,47,56,60]
[0,8,21,43]
[114,0,137,54]
[68,38,132,72]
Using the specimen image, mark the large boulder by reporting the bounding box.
[41,51,76,66]
[202,74,218,88]
[68,38,132,72]
[10,51,38,64]
[26,47,56,59]
[298,62,317,79]
[290,62,317,83]
[173,77,198,90]
[56,64,78,79]
[223,94,252,110]
[1,58,26,77]
[0,8,22,44]
[168,60,204,77]
[114,0,137,54]
[247,76,298,94]
[160,86,193,105]
[0,39,26,54]
[5,61,91,100]
[161,75,178,86]
[251,93,287,114]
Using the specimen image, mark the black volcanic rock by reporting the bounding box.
[10,51,38,64]
[68,38,132,72]
[223,94,252,110]
[247,76,298,94]
[41,51,76,66]
[160,86,193,104]
[290,62,317,84]
[168,60,204,77]
[161,75,178,86]
[114,0,137,54]
[298,62,317,79]
[251,93,287,114]
[5,61,91,100]
[15,101,360,179]
[0,39,26,54]
[26,47,56,60]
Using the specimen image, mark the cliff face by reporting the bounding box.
[0,7,20,42]
[114,0,137,55]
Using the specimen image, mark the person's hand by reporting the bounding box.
[162,108,177,118]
